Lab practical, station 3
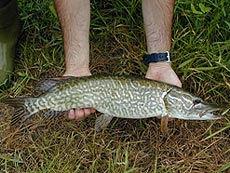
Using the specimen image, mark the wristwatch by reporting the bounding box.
[143,51,171,64]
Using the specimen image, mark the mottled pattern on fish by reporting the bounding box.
[25,76,171,118]
[3,75,220,131]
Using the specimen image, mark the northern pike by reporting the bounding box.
[2,76,221,131]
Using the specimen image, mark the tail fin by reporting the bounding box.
[2,97,32,125]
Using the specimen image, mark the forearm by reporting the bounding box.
[142,0,174,53]
[55,0,90,75]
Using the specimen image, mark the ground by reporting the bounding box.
[0,0,229,172]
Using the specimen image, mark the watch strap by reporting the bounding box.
[143,51,171,64]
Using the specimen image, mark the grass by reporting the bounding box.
[0,0,230,172]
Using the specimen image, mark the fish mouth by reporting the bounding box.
[199,112,221,120]
[199,105,222,120]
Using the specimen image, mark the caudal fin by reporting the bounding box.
[2,97,32,125]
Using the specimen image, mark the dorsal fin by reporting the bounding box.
[36,76,72,92]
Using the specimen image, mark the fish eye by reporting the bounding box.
[193,99,202,105]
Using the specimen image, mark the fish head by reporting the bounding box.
[166,88,221,120]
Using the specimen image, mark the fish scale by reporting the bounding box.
[2,75,221,131]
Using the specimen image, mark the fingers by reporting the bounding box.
[68,108,96,121]
[68,109,76,119]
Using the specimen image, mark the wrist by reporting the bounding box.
[147,62,172,73]
[148,62,171,68]
[64,67,91,77]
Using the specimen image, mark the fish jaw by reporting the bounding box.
[189,103,222,120]
[177,112,221,120]
[169,104,222,120]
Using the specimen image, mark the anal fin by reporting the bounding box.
[43,110,66,119]
[95,114,113,132]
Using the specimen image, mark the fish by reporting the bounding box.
[2,75,221,132]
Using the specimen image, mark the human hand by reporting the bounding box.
[145,62,182,87]
[63,68,96,121]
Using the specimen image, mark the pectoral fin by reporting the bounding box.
[160,115,169,133]
[95,114,113,132]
